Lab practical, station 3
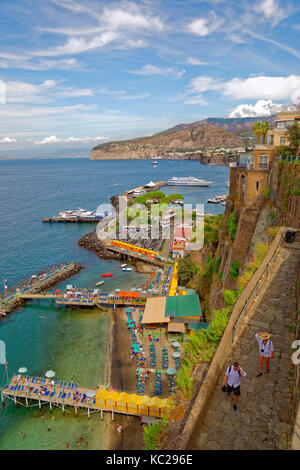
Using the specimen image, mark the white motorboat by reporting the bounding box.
[96,280,105,286]
[167,176,212,187]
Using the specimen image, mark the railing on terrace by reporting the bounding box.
[277,155,300,162]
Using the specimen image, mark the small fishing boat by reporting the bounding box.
[101,273,114,278]
[120,264,127,268]
[96,280,104,286]
[122,267,133,272]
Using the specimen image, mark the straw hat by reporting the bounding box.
[259,332,271,340]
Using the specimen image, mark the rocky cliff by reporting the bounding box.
[90,123,243,160]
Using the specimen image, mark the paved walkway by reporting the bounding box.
[192,245,300,450]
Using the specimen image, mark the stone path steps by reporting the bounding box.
[193,246,299,450]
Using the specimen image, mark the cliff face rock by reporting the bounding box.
[90,123,243,160]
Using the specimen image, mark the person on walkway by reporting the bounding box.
[221,361,247,411]
[255,332,274,376]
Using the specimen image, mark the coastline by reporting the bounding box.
[108,307,144,450]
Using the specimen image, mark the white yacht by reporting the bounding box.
[167,176,212,187]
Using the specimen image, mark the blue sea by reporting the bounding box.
[0,158,228,449]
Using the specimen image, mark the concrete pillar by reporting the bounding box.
[88,403,90,419]
[62,402,65,414]
[38,398,41,409]
[1,391,4,406]
[100,407,103,420]
[14,394,17,406]
[25,394,28,407]
[49,401,52,412]
[112,407,114,421]
[75,405,77,416]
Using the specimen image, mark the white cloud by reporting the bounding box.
[56,87,94,97]
[222,75,300,101]
[101,4,164,32]
[129,64,185,78]
[188,12,223,37]
[184,74,300,105]
[187,57,210,66]
[31,31,117,57]
[0,137,17,144]
[229,99,282,117]
[253,0,288,26]
[35,135,108,145]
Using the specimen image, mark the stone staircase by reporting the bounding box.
[191,244,300,450]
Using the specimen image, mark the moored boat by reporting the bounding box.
[101,273,114,278]
[167,176,212,187]
[96,280,104,286]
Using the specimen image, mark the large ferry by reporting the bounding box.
[167,176,212,187]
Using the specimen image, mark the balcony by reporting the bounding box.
[258,163,269,169]
[236,162,254,169]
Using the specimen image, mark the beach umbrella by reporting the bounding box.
[172,352,181,359]
[45,370,56,378]
[172,341,180,349]
[18,367,27,374]
[86,390,96,399]
[166,368,177,375]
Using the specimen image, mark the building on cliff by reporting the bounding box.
[267,110,300,152]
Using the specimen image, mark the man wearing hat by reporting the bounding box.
[255,332,274,376]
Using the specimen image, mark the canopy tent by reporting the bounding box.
[118,291,140,299]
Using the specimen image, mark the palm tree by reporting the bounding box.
[252,121,264,144]
[261,121,269,144]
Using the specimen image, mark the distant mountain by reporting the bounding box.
[91,122,243,160]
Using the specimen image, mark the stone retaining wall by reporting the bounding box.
[176,227,291,449]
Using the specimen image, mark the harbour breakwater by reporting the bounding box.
[0,263,83,316]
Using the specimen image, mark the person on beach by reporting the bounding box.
[221,361,247,411]
[255,332,274,376]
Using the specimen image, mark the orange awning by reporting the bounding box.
[118,291,140,299]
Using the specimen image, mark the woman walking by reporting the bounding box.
[255,332,274,376]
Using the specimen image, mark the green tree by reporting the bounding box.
[261,121,269,144]
[252,121,264,144]
[287,123,300,155]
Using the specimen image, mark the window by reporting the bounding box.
[276,121,286,129]
[280,137,286,145]
[259,154,268,169]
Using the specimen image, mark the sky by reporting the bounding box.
[0,0,300,156]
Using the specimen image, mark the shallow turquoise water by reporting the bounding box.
[0,158,228,449]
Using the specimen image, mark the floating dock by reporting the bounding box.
[1,375,171,419]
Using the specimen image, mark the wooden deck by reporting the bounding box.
[1,375,168,419]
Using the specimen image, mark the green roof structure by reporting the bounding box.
[165,295,202,319]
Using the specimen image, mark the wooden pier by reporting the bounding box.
[1,375,171,419]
